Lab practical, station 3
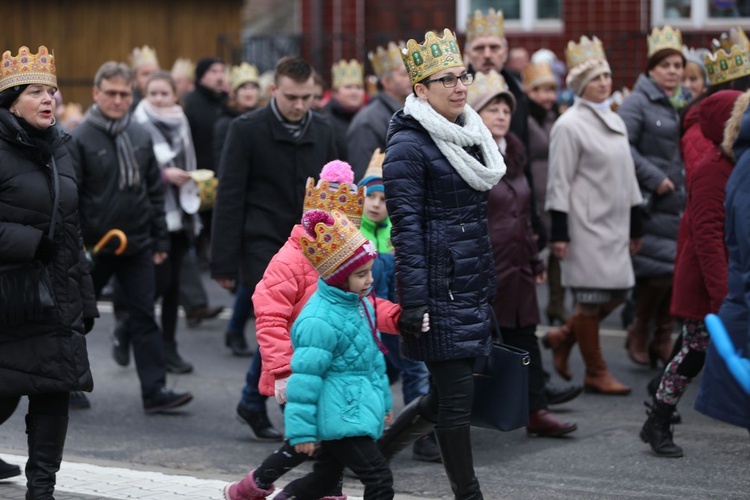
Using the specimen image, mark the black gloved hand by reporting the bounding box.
[398,305,429,338]
[34,235,56,263]
[83,317,95,334]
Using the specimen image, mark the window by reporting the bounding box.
[456,0,562,33]
[653,0,750,28]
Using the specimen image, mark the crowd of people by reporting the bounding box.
[2,6,750,500]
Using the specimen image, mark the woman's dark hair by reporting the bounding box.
[146,70,177,94]
[647,48,686,73]
[0,85,28,109]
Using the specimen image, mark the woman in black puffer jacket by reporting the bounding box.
[0,46,97,499]
[381,30,505,500]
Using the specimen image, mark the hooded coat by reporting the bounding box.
[695,95,750,430]
[0,110,97,396]
[670,90,743,320]
[383,110,495,362]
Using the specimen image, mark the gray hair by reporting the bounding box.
[94,61,134,87]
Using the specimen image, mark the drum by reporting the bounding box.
[179,169,218,214]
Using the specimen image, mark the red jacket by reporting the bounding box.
[671,91,741,319]
[681,103,713,190]
[252,224,401,397]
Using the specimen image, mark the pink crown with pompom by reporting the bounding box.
[300,209,376,284]
[303,160,365,228]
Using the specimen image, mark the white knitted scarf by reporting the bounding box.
[403,94,506,191]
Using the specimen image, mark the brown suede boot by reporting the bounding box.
[625,282,663,366]
[575,315,631,395]
[542,317,576,380]
[545,254,568,325]
[649,298,676,368]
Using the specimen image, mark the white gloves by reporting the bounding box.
[274,376,289,404]
[422,312,430,333]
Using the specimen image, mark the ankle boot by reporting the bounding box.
[223,469,274,500]
[164,341,194,374]
[377,395,437,462]
[526,409,577,437]
[434,425,483,500]
[542,318,576,380]
[25,414,68,500]
[640,400,683,457]
[545,254,568,325]
[0,457,21,480]
[646,374,682,424]
[575,315,631,395]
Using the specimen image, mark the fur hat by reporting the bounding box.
[300,210,377,287]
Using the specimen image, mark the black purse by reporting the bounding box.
[471,310,531,431]
[0,158,59,328]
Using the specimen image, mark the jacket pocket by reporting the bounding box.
[445,248,455,301]
[341,380,362,424]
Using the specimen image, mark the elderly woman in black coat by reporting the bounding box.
[382,30,505,499]
[0,46,97,498]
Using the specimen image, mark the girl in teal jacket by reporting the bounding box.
[274,209,396,500]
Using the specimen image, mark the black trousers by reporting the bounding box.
[423,357,476,429]
[282,437,393,500]
[155,232,189,343]
[91,249,166,399]
[501,325,547,412]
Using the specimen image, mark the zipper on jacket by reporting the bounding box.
[446,250,455,301]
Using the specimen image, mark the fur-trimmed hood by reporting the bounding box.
[724,90,750,160]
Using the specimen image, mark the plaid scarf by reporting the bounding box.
[85,105,141,190]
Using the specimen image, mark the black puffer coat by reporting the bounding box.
[383,110,494,362]
[0,110,96,396]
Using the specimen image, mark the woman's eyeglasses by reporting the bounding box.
[422,73,474,88]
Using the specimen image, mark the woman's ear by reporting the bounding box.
[414,83,428,100]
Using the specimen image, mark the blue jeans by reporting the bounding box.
[227,284,253,335]
[240,346,268,412]
[381,333,430,404]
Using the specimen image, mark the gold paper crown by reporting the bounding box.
[522,61,557,89]
[467,69,507,100]
[565,36,607,70]
[704,45,750,87]
[717,27,750,53]
[0,46,57,93]
[647,26,683,58]
[230,62,259,92]
[402,29,463,85]
[300,210,371,280]
[466,8,505,45]
[171,58,195,80]
[332,59,364,89]
[129,45,159,69]
[303,178,365,228]
[363,148,385,180]
[368,42,404,78]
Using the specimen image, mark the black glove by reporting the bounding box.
[398,305,429,338]
[34,235,56,263]
[83,317,95,334]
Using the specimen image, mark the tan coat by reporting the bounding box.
[545,100,642,289]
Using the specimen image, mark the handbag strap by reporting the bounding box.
[488,306,505,344]
[48,157,60,239]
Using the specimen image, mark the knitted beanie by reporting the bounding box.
[195,57,222,84]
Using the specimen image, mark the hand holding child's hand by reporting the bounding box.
[385,412,393,425]
[294,441,316,456]
[422,313,430,333]
[274,377,289,404]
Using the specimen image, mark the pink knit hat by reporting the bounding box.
[300,209,377,287]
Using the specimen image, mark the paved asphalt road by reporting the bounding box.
[1,273,748,499]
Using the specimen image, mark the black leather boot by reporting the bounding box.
[640,400,683,458]
[377,395,437,462]
[0,457,21,480]
[25,414,68,500]
[434,425,483,500]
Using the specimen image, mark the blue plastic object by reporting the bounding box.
[705,314,750,394]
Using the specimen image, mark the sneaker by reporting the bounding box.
[412,432,442,463]
[235,404,283,441]
[143,387,193,414]
[112,322,130,367]
[0,457,21,480]
[69,391,91,409]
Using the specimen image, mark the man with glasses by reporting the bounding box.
[68,61,194,414]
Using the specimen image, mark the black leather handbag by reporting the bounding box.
[471,310,531,431]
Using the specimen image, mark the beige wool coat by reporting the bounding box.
[545,99,642,289]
